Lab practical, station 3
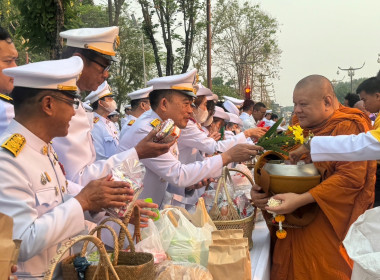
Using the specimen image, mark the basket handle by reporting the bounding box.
[80,224,119,266]
[213,167,227,205]
[43,235,120,280]
[228,167,255,187]
[100,217,135,253]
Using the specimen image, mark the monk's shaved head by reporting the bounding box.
[295,75,336,100]
[293,75,336,129]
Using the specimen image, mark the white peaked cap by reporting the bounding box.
[84,81,113,104]
[196,84,213,97]
[147,69,198,98]
[3,57,83,96]
[214,106,230,121]
[223,95,244,106]
[223,100,239,116]
[266,109,272,114]
[227,113,243,126]
[207,93,219,101]
[60,26,119,60]
[128,86,153,100]
[124,104,131,109]
[83,100,93,112]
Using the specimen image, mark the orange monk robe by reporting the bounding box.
[270,107,376,280]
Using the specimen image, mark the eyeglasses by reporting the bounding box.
[84,56,111,74]
[51,95,80,109]
[39,94,80,109]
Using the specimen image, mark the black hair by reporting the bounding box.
[0,26,12,42]
[271,113,278,120]
[149,89,175,110]
[194,95,206,108]
[253,102,266,111]
[242,99,255,111]
[130,98,149,110]
[206,99,215,115]
[91,96,107,110]
[356,71,380,96]
[344,93,360,107]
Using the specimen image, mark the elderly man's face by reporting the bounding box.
[0,40,18,94]
[164,91,193,129]
[293,88,330,129]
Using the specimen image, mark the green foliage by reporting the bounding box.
[77,3,108,27]
[333,77,368,104]
[211,76,241,99]
[12,0,81,59]
[210,0,281,98]
[256,118,293,155]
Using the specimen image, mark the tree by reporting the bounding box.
[137,0,203,76]
[12,0,80,59]
[211,0,281,98]
[333,77,368,104]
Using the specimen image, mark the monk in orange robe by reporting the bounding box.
[251,75,376,280]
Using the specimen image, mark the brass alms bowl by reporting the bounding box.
[262,160,321,194]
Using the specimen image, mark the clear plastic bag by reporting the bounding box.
[159,208,212,267]
[135,219,167,264]
[105,158,146,218]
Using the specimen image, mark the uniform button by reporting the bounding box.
[61,186,65,193]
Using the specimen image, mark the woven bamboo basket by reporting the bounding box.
[209,167,257,249]
[44,235,120,280]
[61,205,154,280]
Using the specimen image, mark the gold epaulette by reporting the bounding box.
[1,133,26,157]
[0,93,13,104]
[150,118,161,127]
[128,120,135,126]
[93,117,99,123]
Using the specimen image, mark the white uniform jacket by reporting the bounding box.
[92,112,119,160]
[0,96,15,135]
[119,114,137,140]
[309,114,380,162]
[171,119,247,205]
[0,120,86,279]
[52,103,139,186]
[118,109,223,208]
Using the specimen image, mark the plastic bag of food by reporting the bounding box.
[105,158,145,218]
[160,208,212,267]
[135,219,167,264]
[155,260,213,280]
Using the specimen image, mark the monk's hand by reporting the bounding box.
[76,174,134,212]
[135,129,176,159]
[250,184,270,210]
[129,199,159,228]
[265,192,315,214]
[289,145,311,164]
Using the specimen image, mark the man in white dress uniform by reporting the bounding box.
[0,58,134,279]
[118,69,263,207]
[119,86,152,139]
[85,81,119,160]
[51,27,173,186]
[0,27,18,136]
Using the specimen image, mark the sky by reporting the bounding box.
[252,0,380,106]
